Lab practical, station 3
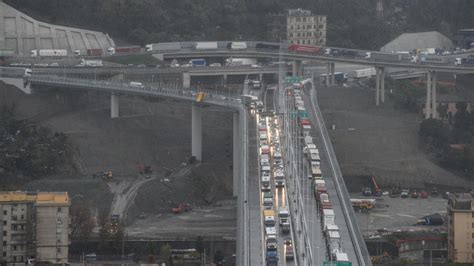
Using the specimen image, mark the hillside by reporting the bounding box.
[5,0,474,49]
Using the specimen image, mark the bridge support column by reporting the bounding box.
[222,74,227,85]
[259,73,263,82]
[326,63,331,87]
[183,72,191,89]
[375,68,380,106]
[380,67,385,103]
[330,63,335,85]
[431,72,437,119]
[192,105,202,161]
[233,112,240,197]
[292,61,303,77]
[425,71,432,119]
[111,93,119,118]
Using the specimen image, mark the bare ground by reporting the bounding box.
[0,82,235,234]
[317,83,473,191]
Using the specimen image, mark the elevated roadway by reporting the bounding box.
[158,49,474,74]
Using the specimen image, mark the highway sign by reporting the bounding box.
[285,76,302,84]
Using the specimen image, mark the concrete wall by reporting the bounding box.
[0,1,115,56]
[35,205,69,263]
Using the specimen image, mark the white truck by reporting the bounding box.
[322,209,335,228]
[350,68,376,78]
[229,42,248,50]
[145,42,181,52]
[278,208,290,234]
[30,49,67,58]
[327,230,341,255]
[77,59,103,67]
[194,42,218,50]
[226,58,257,66]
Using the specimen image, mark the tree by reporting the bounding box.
[69,198,95,248]
[147,241,157,263]
[160,244,172,264]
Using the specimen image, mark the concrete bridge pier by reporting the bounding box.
[425,71,438,119]
[292,61,303,77]
[222,74,227,85]
[233,111,240,197]
[330,63,335,85]
[111,93,119,118]
[326,63,331,87]
[432,72,437,118]
[259,73,263,82]
[183,72,191,89]
[374,67,385,106]
[192,105,202,161]
[425,71,432,118]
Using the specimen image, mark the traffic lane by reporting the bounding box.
[276,186,296,266]
[304,88,360,265]
[248,114,264,265]
[285,95,326,265]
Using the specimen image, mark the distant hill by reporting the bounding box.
[5,0,474,49]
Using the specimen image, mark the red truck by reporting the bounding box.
[314,184,328,202]
[300,118,310,126]
[288,44,321,54]
[87,48,103,56]
[115,46,141,54]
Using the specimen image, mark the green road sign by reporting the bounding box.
[285,76,302,84]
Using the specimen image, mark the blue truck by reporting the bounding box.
[189,59,206,67]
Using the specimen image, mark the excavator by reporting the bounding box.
[371,176,382,197]
[93,171,113,181]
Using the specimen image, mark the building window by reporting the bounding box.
[472,222,474,228]
[302,40,305,44]
[3,231,6,236]
[13,225,17,231]
[3,210,6,215]
[2,221,6,226]
[297,40,300,44]
[2,252,5,257]
[303,17,306,22]
[472,212,474,218]
[13,245,17,251]
[472,232,474,238]
[57,247,61,253]
[290,25,293,30]
[297,25,300,30]
[472,243,474,249]
[57,207,62,212]
[290,33,293,38]
[2,241,5,246]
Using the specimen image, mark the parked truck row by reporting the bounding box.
[292,86,351,264]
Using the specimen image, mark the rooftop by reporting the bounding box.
[448,193,473,211]
[0,191,69,205]
[288,9,312,17]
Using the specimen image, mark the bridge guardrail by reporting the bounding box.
[28,74,245,109]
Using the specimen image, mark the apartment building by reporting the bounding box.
[287,9,326,46]
[270,9,327,46]
[0,191,69,264]
[447,194,474,263]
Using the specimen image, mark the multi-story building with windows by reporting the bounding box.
[448,194,474,263]
[0,191,69,264]
[270,9,327,46]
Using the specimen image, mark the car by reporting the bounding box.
[420,191,428,198]
[137,64,146,68]
[401,189,409,198]
[431,187,439,197]
[443,192,451,199]
[284,239,292,246]
[411,190,419,198]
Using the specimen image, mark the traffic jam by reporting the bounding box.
[256,109,295,265]
[291,85,351,264]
